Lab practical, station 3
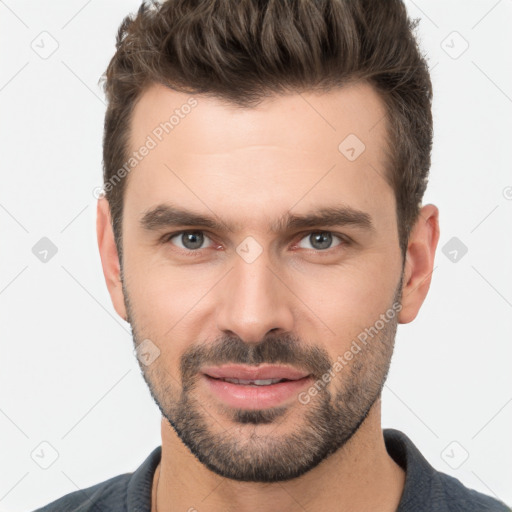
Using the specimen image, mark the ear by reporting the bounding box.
[96,197,128,321]
[398,204,440,324]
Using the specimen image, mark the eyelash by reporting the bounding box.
[160,230,350,256]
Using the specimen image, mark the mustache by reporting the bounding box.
[179,332,332,387]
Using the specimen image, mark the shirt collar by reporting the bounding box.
[127,445,161,512]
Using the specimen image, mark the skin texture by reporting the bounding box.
[97,81,440,512]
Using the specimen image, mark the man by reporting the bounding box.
[34,0,510,510]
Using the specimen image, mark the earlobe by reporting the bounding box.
[398,204,440,324]
[96,198,128,321]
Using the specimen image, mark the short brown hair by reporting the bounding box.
[100,0,433,266]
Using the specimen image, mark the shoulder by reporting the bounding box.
[32,473,131,511]
[435,471,511,512]
[383,429,510,512]
[32,445,161,512]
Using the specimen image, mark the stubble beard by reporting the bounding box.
[124,278,401,482]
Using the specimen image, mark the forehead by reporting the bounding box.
[129,81,389,155]
[124,81,395,232]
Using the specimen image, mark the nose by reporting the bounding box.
[215,251,295,343]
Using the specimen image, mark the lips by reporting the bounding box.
[201,365,313,409]
[201,364,310,384]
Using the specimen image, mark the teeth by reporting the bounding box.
[223,378,284,385]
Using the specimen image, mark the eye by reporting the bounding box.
[296,231,344,251]
[166,230,214,251]
[162,230,348,254]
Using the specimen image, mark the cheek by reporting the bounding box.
[123,234,205,316]
[289,258,399,339]
[125,258,218,351]
[129,271,203,329]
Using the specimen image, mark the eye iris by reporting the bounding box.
[310,232,332,250]
[182,231,204,250]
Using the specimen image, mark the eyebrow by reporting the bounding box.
[139,203,374,235]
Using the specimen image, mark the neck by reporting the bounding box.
[152,399,405,512]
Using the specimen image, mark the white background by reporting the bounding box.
[1,1,511,510]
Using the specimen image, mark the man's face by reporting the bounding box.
[119,82,404,482]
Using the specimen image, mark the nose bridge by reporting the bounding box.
[215,247,294,343]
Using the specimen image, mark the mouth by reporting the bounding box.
[201,363,310,382]
[201,364,313,409]
[209,377,293,386]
